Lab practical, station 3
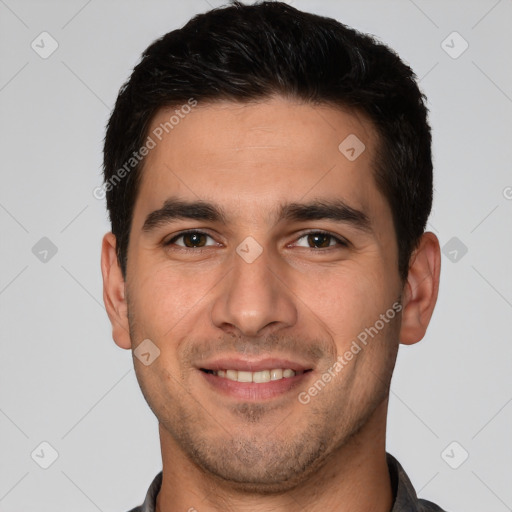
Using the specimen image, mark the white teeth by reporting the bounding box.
[226,370,237,381]
[270,369,283,380]
[253,370,271,383]
[213,368,298,383]
[237,371,253,383]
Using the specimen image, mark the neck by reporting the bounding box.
[156,400,393,512]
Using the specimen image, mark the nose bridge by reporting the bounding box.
[210,240,297,336]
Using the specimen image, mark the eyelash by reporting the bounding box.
[164,229,349,250]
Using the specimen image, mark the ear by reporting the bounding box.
[399,232,441,345]
[101,232,131,349]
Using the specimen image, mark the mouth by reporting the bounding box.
[197,358,314,400]
[201,368,309,383]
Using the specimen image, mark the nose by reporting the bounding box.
[210,245,297,337]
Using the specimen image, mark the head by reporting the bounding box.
[101,0,440,493]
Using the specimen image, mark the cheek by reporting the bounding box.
[128,260,222,341]
[297,263,393,340]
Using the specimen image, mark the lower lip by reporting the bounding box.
[200,370,312,400]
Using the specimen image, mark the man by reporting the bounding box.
[100,1,444,510]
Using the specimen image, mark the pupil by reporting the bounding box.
[185,233,205,247]
[309,234,330,248]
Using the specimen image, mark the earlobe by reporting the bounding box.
[399,232,441,345]
[101,232,132,350]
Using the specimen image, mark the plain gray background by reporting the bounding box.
[1,0,511,510]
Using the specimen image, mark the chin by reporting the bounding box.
[184,432,332,494]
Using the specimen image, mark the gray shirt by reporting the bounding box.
[128,453,447,511]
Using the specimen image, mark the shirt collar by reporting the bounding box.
[135,453,444,512]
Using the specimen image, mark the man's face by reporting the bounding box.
[124,97,404,489]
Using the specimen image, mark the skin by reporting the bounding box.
[101,96,441,512]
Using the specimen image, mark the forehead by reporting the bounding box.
[134,97,387,227]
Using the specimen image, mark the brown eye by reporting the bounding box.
[182,232,207,247]
[307,233,332,248]
[165,231,215,248]
[295,231,348,249]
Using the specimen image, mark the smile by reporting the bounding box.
[202,368,307,383]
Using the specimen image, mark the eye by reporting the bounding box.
[164,230,218,248]
[294,231,349,249]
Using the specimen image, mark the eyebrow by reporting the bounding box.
[142,198,227,232]
[142,197,372,233]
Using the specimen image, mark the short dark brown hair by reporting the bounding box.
[103,0,432,281]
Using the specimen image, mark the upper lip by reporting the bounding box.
[198,357,313,373]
